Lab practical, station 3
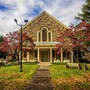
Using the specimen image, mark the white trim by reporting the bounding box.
[38,48,40,62]
[37,31,41,42]
[37,32,39,42]
[41,27,48,32]
[51,31,52,42]
[37,27,53,43]
[34,42,61,44]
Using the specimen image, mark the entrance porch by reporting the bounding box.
[23,47,73,62]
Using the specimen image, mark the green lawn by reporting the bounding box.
[1,62,90,90]
[0,62,38,90]
[50,63,90,90]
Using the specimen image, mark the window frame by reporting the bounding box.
[37,27,52,42]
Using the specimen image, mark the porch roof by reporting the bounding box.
[34,42,61,47]
[34,42,60,44]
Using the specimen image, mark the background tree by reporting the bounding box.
[75,0,90,22]
[0,31,35,63]
[0,35,5,59]
[0,35,3,43]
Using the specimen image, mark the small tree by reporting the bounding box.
[0,31,35,63]
[56,21,90,62]
[55,29,74,60]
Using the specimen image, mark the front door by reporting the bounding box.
[41,51,49,62]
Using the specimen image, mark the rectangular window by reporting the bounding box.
[48,32,51,42]
[38,33,41,42]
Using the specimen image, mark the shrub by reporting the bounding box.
[0,62,5,67]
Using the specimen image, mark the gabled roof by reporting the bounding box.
[23,11,68,29]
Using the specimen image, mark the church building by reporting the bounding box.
[22,11,74,62]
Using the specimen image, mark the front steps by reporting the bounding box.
[37,62,52,66]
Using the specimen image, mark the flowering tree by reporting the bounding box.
[0,31,35,63]
[55,28,75,61]
[55,21,90,62]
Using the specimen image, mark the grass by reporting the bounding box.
[50,63,90,90]
[1,62,90,90]
[0,62,38,90]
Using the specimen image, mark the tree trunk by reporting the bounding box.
[17,54,19,64]
[73,53,77,62]
[77,49,79,63]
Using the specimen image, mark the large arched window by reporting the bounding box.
[37,27,52,42]
[42,28,47,41]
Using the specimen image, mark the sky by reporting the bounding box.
[0,0,85,35]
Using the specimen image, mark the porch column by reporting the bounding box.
[27,52,30,62]
[38,48,40,62]
[71,51,73,62]
[60,48,63,62]
[50,48,52,62]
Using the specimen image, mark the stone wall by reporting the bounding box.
[22,12,67,42]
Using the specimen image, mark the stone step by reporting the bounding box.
[37,62,52,66]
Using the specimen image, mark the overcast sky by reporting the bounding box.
[0,0,85,35]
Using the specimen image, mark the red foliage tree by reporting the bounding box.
[0,31,35,63]
[55,21,90,62]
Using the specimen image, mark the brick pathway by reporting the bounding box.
[25,62,54,90]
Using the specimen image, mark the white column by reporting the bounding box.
[38,48,40,62]
[71,51,73,62]
[60,52,63,62]
[60,48,63,62]
[27,52,29,62]
[40,32,42,42]
[51,32,52,42]
[37,32,38,42]
[47,31,49,42]
[50,48,52,62]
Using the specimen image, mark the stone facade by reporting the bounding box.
[22,11,73,62]
[22,11,67,42]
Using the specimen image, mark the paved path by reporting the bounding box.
[25,62,54,90]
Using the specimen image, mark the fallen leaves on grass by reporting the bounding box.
[53,76,90,90]
[0,79,30,90]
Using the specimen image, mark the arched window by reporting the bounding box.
[37,27,52,42]
[42,28,47,41]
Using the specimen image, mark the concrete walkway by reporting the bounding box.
[25,62,54,90]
